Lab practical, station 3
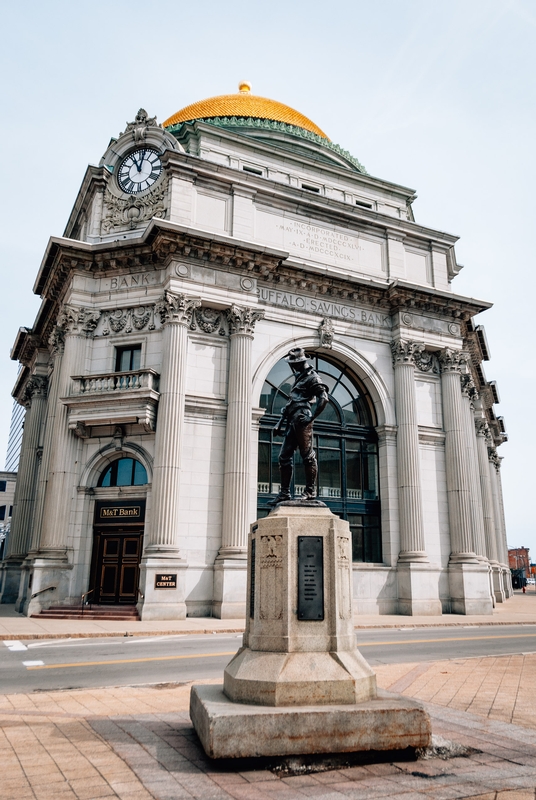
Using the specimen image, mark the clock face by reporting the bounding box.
[117,148,162,194]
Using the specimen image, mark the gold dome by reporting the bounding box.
[163,83,329,139]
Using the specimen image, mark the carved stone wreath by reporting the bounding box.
[190,307,227,336]
[101,306,156,336]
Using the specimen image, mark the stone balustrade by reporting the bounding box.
[71,369,159,395]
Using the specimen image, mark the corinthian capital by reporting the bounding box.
[475,418,490,439]
[57,305,101,337]
[155,291,201,326]
[227,305,265,336]
[438,348,467,374]
[23,375,48,407]
[48,326,65,357]
[390,339,424,366]
[461,373,479,401]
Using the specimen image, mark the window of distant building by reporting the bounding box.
[0,506,5,521]
[98,458,148,487]
[115,345,141,372]
[0,481,6,492]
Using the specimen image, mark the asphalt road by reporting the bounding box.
[2,625,536,694]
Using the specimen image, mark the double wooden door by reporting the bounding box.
[90,527,143,604]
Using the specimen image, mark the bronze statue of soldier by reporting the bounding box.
[271,348,329,504]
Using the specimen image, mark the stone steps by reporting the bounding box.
[32,605,140,621]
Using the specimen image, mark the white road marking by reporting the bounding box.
[3,641,28,651]
[22,661,44,667]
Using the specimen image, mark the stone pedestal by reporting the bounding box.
[191,685,431,759]
[448,557,494,615]
[212,554,247,619]
[138,554,187,620]
[397,560,442,616]
[191,505,431,758]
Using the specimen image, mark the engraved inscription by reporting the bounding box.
[298,536,324,621]
[258,288,391,328]
[259,534,283,620]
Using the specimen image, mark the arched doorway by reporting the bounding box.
[257,353,382,563]
[89,457,148,605]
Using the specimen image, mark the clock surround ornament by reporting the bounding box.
[117,148,163,195]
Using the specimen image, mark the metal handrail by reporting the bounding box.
[81,589,94,617]
[30,585,56,599]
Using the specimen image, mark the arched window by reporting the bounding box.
[98,458,148,487]
[258,354,381,563]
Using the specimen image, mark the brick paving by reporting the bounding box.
[1,656,536,799]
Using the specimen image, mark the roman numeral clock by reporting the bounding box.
[99,108,180,236]
[117,149,163,194]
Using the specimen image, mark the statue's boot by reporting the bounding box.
[300,459,318,500]
[270,463,293,505]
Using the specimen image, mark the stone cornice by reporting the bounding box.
[23,219,492,367]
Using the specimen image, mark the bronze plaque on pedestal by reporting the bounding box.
[297,536,324,620]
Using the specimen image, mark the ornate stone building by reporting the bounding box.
[0,84,511,618]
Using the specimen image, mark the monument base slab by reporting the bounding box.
[190,684,431,759]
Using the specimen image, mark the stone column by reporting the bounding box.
[213,305,264,619]
[439,349,492,614]
[0,377,48,605]
[475,420,504,603]
[138,291,200,620]
[390,340,441,615]
[491,450,511,597]
[27,307,100,615]
[461,377,487,561]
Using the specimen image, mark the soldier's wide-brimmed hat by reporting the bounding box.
[285,347,310,364]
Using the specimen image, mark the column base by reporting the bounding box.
[138,552,187,620]
[25,551,72,617]
[502,566,513,598]
[213,551,247,619]
[490,561,506,603]
[0,558,24,604]
[448,558,494,615]
[396,560,442,616]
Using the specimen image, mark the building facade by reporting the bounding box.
[0,85,511,618]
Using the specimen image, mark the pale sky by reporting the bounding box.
[1,0,534,555]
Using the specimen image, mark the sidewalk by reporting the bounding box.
[1,592,535,641]
[2,654,536,799]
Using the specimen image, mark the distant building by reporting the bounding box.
[509,547,530,578]
[5,399,25,472]
[0,471,17,559]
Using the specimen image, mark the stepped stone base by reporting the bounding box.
[190,684,431,759]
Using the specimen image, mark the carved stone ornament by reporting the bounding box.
[155,291,201,326]
[48,326,65,357]
[461,373,479,402]
[122,108,160,145]
[57,305,101,337]
[489,448,501,470]
[319,317,334,349]
[414,349,440,374]
[475,418,490,439]
[190,307,227,336]
[438,348,467,374]
[390,339,424,366]
[101,305,156,336]
[23,375,48,408]
[73,422,89,440]
[226,305,265,335]
[101,179,167,233]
